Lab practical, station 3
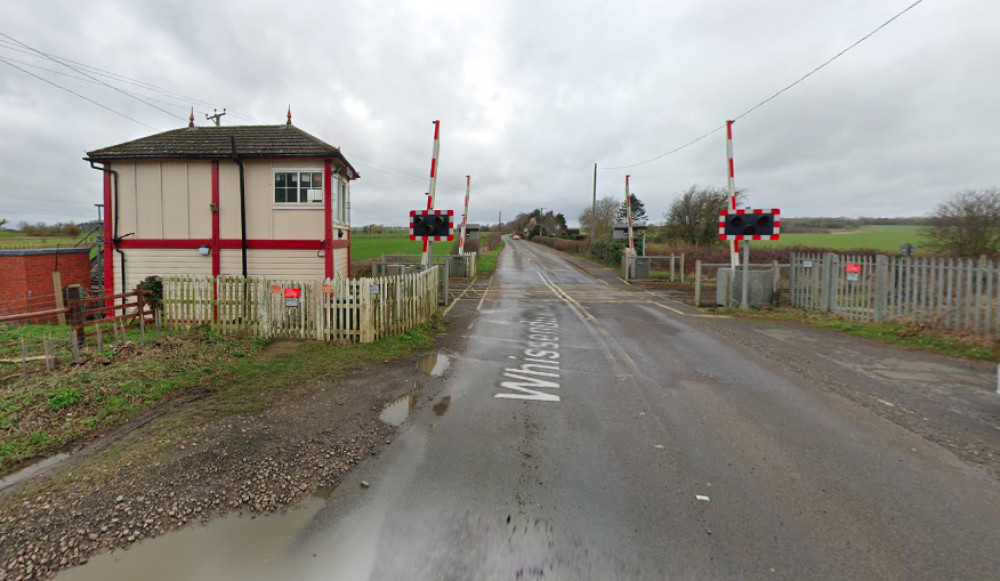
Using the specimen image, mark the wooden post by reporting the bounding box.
[44,338,54,371]
[52,271,67,325]
[136,284,147,343]
[66,286,85,347]
[21,336,28,377]
[71,331,80,363]
[97,324,104,352]
[694,260,702,307]
[670,256,675,282]
[680,254,686,283]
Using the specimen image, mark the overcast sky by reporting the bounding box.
[1,0,996,228]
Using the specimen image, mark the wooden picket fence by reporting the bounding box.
[790,252,1000,334]
[161,267,439,343]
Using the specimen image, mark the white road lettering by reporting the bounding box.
[496,315,562,402]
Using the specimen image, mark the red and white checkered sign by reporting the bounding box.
[409,209,455,242]
[718,208,781,241]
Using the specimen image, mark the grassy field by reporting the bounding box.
[350,233,426,262]
[0,232,86,249]
[476,242,504,276]
[770,225,925,253]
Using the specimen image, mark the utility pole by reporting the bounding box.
[459,175,471,255]
[498,210,502,234]
[421,120,441,268]
[625,175,635,256]
[591,163,597,242]
[206,108,227,126]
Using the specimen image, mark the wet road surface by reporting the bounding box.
[61,238,1000,580]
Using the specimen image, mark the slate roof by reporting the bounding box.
[86,125,358,178]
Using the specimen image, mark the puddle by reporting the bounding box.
[378,388,421,427]
[56,496,326,581]
[417,353,450,376]
[0,452,72,492]
[432,396,452,417]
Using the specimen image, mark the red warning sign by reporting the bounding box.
[845,263,861,274]
[283,288,300,299]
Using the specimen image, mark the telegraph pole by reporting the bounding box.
[625,175,635,256]
[498,211,502,234]
[421,120,441,267]
[591,163,597,242]
[206,108,226,126]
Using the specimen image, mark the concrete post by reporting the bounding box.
[741,240,750,310]
[694,260,702,306]
[772,260,780,306]
[789,252,798,307]
[874,254,889,321]
[821,252,836,313]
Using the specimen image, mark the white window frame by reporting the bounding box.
[273,169,325,208]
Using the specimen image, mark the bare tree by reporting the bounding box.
[664,185,745,245]
[922,188,1000,257]
[579,197,618,240]
[0,218,7,230]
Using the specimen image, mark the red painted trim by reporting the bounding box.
[324,160,334,279]
[117,239,331,250]
[211,161,220,277]
[103,165,114,309]
[211,161,220,321]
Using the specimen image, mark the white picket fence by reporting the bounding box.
[162,267,439,343]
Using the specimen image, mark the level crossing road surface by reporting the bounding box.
[63,237,1000,580]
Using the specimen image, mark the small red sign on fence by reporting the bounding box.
[284,288,300,299]
[845,263,861,274]
[270,285,282,295]
[322,284,334,294]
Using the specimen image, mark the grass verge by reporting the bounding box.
[710,306,1000,361]
[476,242,504,277]
[0,315,443,475]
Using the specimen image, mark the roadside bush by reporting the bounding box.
[590,234,625,266]
[352,258,373,278]
[485,230,501,251]
[533,236,588,254]
[141,276,163,310]
[451,239,480,254]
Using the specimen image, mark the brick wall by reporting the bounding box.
[0,249,93,323]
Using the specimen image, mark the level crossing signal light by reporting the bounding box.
[409,210,455,241]
[719,209,781,241]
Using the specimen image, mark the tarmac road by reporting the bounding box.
[288,237,1000,580]
[60,237,1000,580]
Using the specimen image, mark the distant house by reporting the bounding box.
[85,114,359,295]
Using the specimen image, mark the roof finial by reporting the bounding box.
[286,105,292,125]
[189,107,195,128]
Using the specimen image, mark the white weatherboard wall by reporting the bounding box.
[114,249,212,294]
[334,248,348,277]
[219,249,326,279]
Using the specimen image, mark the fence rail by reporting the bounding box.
[162,268,439,343]
[790,252,1000,334]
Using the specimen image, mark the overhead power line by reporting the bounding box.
[0,37,263,125]
[603,0,927,171]
[0,56,159,130]
[0,31,182,121]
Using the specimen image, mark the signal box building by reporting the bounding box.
[85,114,358,295]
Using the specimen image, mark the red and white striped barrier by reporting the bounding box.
[726,120,741,258]
[422,121,441,261]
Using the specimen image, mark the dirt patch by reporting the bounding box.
[0,322,463,580]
